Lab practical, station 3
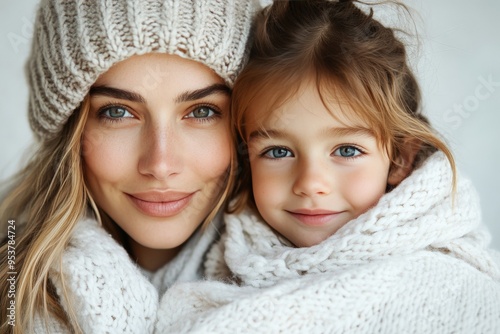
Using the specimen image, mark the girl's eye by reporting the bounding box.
[185,106,217,119]
[263,147,293,159]
[333,146,362,158]
[99,106,134,120]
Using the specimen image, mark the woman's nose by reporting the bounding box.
[137,123,182,180]
[292,159,333,197]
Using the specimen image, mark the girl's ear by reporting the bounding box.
[387,138,421,187]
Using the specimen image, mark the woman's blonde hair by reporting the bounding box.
[0,96,236,333]
[230,0,456,213]
[0,98,90,333]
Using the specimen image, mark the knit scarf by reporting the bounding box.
[206,152,500,286]
[35,213,222,333]
[158,152,500,333]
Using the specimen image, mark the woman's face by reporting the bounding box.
[83,54,231,266]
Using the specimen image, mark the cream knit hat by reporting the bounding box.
[27,0,259,140]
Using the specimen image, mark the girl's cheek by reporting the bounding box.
[251,163,283,202]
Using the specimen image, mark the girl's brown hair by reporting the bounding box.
[230,0,455,212]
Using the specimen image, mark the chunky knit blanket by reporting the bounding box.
[157,152,500,333]
[33,214,222,333]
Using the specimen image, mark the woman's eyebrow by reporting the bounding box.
[175,83,230,103]
[89,86,145,103]
[89,84,230,104]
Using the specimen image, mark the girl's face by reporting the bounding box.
[83,54,231,268]
[246,83,393,247]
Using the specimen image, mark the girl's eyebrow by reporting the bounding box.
[248,129,286,142]
[248,127,374,142]
[325,127,375,138]
[89,83,230,104]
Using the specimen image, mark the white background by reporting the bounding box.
[0,1,499,249]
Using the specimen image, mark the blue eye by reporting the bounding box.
[186,106,216,119]
[99,106,134,120]
[263,147,293,159]
[333,146,362,158]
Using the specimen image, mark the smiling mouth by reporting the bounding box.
[126,191,196,217]
[286,210,343,227]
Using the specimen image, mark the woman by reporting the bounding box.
[0,0,258,332]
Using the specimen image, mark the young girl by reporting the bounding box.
[158,1,500,332]
[0,0,258,332]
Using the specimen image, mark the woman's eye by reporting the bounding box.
[263,147,293,159]
[99,106,134,119]
[186,106,216,119]
[333,146,362,158]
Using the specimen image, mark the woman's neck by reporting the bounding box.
[128,238,182,272]
[100,213,182,271]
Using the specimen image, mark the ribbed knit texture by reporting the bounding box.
[156,152,500,333]
[33,213,223,333]
[27,0,258,140]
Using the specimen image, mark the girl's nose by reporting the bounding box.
[292,159,332,197]
[138,123,182,180]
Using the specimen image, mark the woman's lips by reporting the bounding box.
[287,209,343,226]
[126,190,196,217]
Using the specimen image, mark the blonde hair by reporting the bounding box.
[230,0,456,212]
[0,97,235,333]
[0,98,90,333]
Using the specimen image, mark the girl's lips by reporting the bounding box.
[126,191,196,217]
[287,210,343,227]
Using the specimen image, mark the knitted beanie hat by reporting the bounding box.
[27,0,259,141]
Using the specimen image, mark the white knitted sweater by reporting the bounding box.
[158,153,500,333]
[33,214,222,333]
